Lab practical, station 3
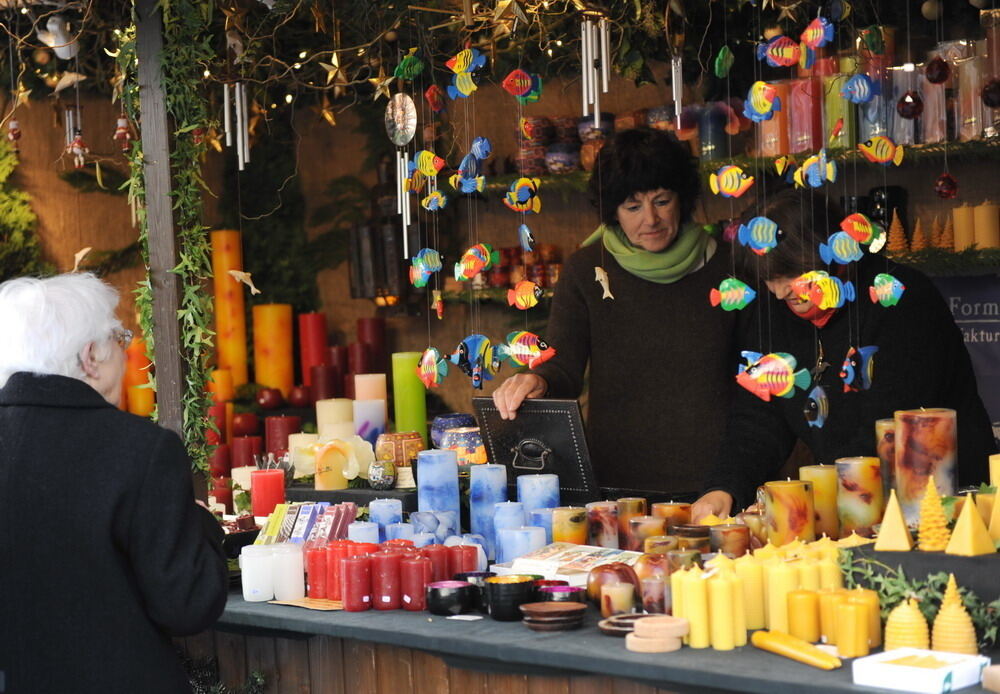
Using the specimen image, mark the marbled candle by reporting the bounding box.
[470,464,507,560]
[627,515,667,552]
[763,480,816,545]
[529,508,555,544]
[617,497,648,548]
[799,464,840,540]
[516,474,560,513]
[586,501,619,548]
[347,520,379,544]
[894,408,957,524]
[416,449,460,519]
[552,507,588,544]
[650,502,691,532]
[352,399,386,447]
[386,522,414,542]
[836,457,885,538]
[496,526,546,564]
[368,498,403,543]
[875,419,896,497]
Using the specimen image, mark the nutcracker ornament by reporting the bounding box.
[113,117,131,152]
[67,129,88,169]
[7,119,21,152]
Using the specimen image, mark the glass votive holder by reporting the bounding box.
[641,577,666,614]
[665,549,702,573]
[709,523,751,557]
[650,502,692,531]
[643,535,679,555]
[671,524,711,554]
[600,582,636,618]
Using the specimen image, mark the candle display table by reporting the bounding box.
[179,593,992,693]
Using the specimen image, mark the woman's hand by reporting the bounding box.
[691,490,734,522]
[492,373,547,420]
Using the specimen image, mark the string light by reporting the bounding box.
[284,93,293,103]
[298,50,308,59]
[202,68,210,78]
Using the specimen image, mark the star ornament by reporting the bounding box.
[14,82,31,108]
[312,94,337,127]
[368,66,393,102]
[320,54,349,98]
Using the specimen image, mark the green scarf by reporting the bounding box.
[582,222,712,284]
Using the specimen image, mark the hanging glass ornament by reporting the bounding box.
[934,173,958,199]
[896,90,924,119]
[982,79,1000,109]
[925,57,951,85]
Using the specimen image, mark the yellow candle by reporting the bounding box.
[734,555,766,630]
[287,432,318,478]
[819,589,848,645]
[754,541,781,561]
[708,572,736,651]
[800,465,840,540]
[975,493,994,527]
[835,602,870,658]
[788,590,821,643]
[818,557,844,591]
[600,582,635,618]
[952,205,976,251]
[797,558,821,592]
[208,368,235,403]
[315,440,351,490]
[671,567,687,633]
[316,398,355,442]
[808,536,841,562]
[973,202,999,249]
[767,559,800,634]
[836,457,885,537]
[211,230,249,386]
[763,480,817,545]
[127,384,155,417]
[252,304,294,398]
[990,454,1000,488]
[731,571,748,647]
[552,506,589,544]
[846,587,882,648]
[682,566,711,649]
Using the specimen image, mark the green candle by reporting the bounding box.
[391,352,427,444]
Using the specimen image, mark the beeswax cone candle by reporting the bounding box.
[917,476,951,551]
[211,230,249,386]
[835,457,884,538]
[884,599,929,651]
[763,480,816,545]
[932,574,978,655]
[874,490,914,551]
[253,304,294,399]
[991,454,1000,488]
[945,493,996,556]
[800,465,840,540]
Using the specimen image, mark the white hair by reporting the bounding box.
[0,273,123,388]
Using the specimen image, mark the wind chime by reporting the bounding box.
[580,13,610,127]
[222,81,251,170]
[387,93,417,255]
[665,2,685,129]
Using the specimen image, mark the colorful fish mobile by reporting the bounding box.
[840,213,886,253]
[417,347,449,389]
[713,46,734,78]
[495,331,556,369]
[774,155,796,179]
[841,345,878,392]
[736,351,811,402]
[790,270,856,310]
[454,243,500,281]
[432,289,444,320]
[819,231,864,265]
[840,73,880,105]
[446,48,487,100]
[869,273,905,307]
[803,385,829,428]
[829,117,844,143]
[502,69,542,103]
[518,224,535,252]
[709,164,754,199]
[424,84,446,113]
[421,190,448,211]
[411,150,446,178]
[709,278,757,311]
[738,216,783,255]
[744,81,782,123]
[394,48,425,81]
[409,248,442,288]
[504,177,542,214]
[757,35,800,68]
[450,333,499,389]
[793,149,837,188]
[507,280,543,310]
[449,137,492,194]
[859,26,884,55]
[858,136,904,166]
[801,17,835,49]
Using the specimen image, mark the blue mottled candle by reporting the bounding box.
[470,464,508,560]
[413,532,436,547]
[416,449,460,519]
[352,399,387,447]
[516,474,560,513]
[433,510,459,543]
[529,508,555,544]
[386,522,414,541]
[493,501,526,543]
[347,520,379,544]
[461,534,489,571]
[496,526,547,564]
[369,498,403,542]
[410,511,439,535]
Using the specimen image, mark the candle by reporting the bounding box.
[264,415,301,456]
[422,544,450,582]
[953,206,977,251]
[734,555,765,630]
[252,304,294,399]
[516,474,560,513]
[817,556,843,591]
[644,536,679,554]
[241,545,275,602]
[766,559,799,633]
[208,368,235,403]
[329,345,348,375]
[681,567,711,648]
[529,508,555,544]
[232,435,262,469]
[586,501,619,548]
[835,457,885,537]
[601,582,636,618]
[651,502,692,532]
[298,312,328,388]
[400,556,432,611]
[124,336,152,391]
[824,74,857,148]
[386,523,414,542]
[789,78,823,152]
[894,408,957,524]
[211,230,249,386]
[672,525,711,553]
[354,373,388,410]
[835,602,869,658]
[311,364,341,400]
[641,577,667,614]
[272,543,305,601]
[369,499,403,543]
[493,500,526,536]
[739,512,767,547]
[670,569,686,629]
[314,440,351,491]
[819,588,848,644]
[392,352,427,444]
[417,450,460,518]
[250,469,285,517]
[627,515,667,552]
[341,555,372,611]
[552,507,588,544]
[800,465,839,540]
[372,551,402,610]
[357,317,387,374]
[316,398,354,442]
[698,102,730,160]
[707,570,736,651]
[208,444,230,479]
[846,587,882,648]
[617,497,648,548]
[287,433,318,478]
[347,521,380,544]
[759,80,791,156]
[796,558,821,591]
[763,481,816,545]
[206,403,227,447]
[348,342,371,375]
[709,523,750,558]
[875,419,896,497]
[446,544,478,578]
[957,56,987,142]
[787,590,820,643]
[353,399,386,447]
[974,202,1000,249]
[127,384,155,417]
[469,464,507,560]
[306,546,327,599]
[413,532,436,547]
[496,526,546,564]
[325,540,354,602]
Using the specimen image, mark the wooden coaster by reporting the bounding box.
[269,597,344,611]
[625,632,682,653]
[633,615,690,639]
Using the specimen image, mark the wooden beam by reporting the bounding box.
[135,0,184,438]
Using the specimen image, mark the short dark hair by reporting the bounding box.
[587,128,700,226]
[733,187,845,281]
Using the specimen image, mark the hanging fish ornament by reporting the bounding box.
[793,149,837,188]
[432,289,444,320]
[450,333,499,389]
[840,73,880,104]
[421,190,448,211]
[409,248,443,288]
[841,345,878,392]
[819,231,864,265]
[804,385,830,428]
[801,16,835,49]
[709,278,757,311]
[736,351,811,402]
[744,81,782,123]
[507,280,544,310]
[757,35,801,68]
[394,47,425,81]
[774,155,796,178]
[709,164,754,198]
[454,243,500,281]
[594,266,614,300]
[840,213,887,252]
[449,137,492,194]
[858,136,904,166]
[829,117,844,143]
[417,347,449,388]
[424,84,446,113]
[410,150,446,177]
[445,48,487,100]
[713,46,735,78]
[495,331,556,369]
[799,43,816,70]
[869,273,905,307]
[502,69,542,103]
[503,177,542,213]
[738,216,783,255]
[518,224,535,252]
[790,270,856,309]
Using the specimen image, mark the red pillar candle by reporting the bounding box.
[372,551,403,610]
[250,469,285,517]
[206,403,227,446]
[209,444,231,479]
[400,556,433,611]
[357,318,387,374]
[211,477,233,514]
[759,80,791,156]
[329,346,349,376]
[311,364,341,400]
[326,540,355,602]
[341,555,372,612]
[232,435,262,468]
[265,415,301,456]
[353,542,379,556]
[447,545,478,578]
[306,546,328,599]
[789,78,823,153]
[382,539,415,549]
[422,545,450,582]
[347,342,372,375]
[298,312,329,388]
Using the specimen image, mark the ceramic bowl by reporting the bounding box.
[485,576,534,621]
[454,571,496,612]
[536,585,587,603]
[519,601,587,619]
[426,580,473,616]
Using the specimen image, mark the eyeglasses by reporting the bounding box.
[113,328,133,349]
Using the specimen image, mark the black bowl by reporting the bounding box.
[454,571,496,612]
[426,581,473,616]
[536,585,587,603]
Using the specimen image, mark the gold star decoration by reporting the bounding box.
[13,82,31,108]
[221,2,249,33]
[368,65,393,102]
[320,53,349,98]
[312,93,337,127]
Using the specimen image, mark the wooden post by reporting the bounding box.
[135,0,184,438]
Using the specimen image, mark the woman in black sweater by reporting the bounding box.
[694,189,996,519]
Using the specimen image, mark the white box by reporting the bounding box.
[852,648,991,693]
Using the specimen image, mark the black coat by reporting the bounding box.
[0,373,228,694]
[702,256,997,508]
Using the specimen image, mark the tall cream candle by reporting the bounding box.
[316,398,354,442]
[952,205,976,250]
[973,202,999,248]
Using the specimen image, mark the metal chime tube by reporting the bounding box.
[234,82,245,170]
[241,82,250,165]
[600,19,610,92]
[64,109,72,147]
[581,20,590,117]
[590,21,600,127]
[671,56,683,128]
[223,82,232,147]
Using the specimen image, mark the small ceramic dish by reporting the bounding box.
[519,601,587,619]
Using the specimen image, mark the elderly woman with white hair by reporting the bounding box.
[0,273,228,694]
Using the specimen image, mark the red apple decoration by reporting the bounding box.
[586,562,639,607]
[287,384,312,408]
[256,387,284,410]
[231,412,260,437]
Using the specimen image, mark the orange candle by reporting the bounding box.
[124,336,152,388]
[787,590,821,643]
[127,384,155,418]
[800,465,839,540]
[208,368,235,403]
[763,480,816,545]
[253,304,294,398]
[835,602,869,658]
[818,589,848,645]
[846,587,881,648]
[211,230,249,386]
